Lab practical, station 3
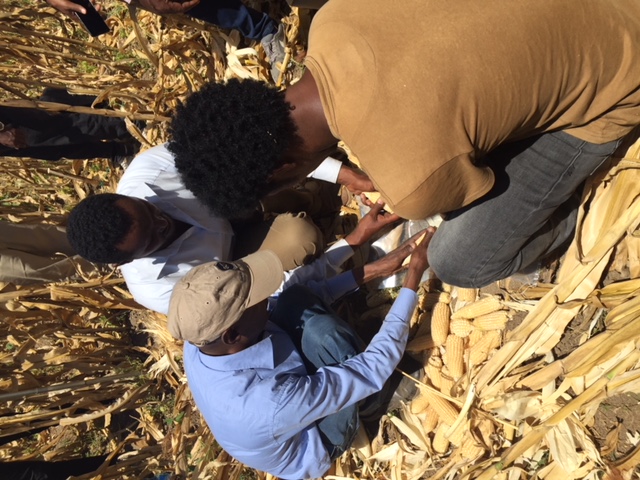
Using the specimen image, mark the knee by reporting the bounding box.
[262,213,322,270]
[428,235,501,289]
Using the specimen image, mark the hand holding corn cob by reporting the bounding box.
[344,197,401,247]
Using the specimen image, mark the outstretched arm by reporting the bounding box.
[45,0,89,19]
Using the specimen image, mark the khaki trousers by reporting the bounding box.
[0,222,97,285]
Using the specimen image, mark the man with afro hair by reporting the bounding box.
[67,145,331,314]
[168,0,640,290]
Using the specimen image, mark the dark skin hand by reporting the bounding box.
[337,165,375,195]
[354,227,436,286]
[344,196,400,248]
[45,0,91,18]
[0,128,28,149]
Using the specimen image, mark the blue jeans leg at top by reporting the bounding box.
[428,131,622,288]
[269,284,365,461]
[186,0,278,40]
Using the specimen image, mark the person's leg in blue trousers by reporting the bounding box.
[428,131,622,288]
[270,284,370,460]
[186,0,277,40]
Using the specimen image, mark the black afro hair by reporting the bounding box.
[168,78,297,219]
[67,193,135,264]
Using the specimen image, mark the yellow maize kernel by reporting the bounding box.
[468,328,484,347]
[419,291,440,312]
[438,291,452,304]
[451,295,503,320]
[469,330,502,367]
[426,354,443,389]
[450,319,475,338]
[410,391,431,414]
[421,389,459,426]
[432,422,451,454]
[473,310,510,331]
[446,334,465,379]
[422,404,439,433]
[456,287,478,303]
[431,302,451,346]
[459,437,485,460]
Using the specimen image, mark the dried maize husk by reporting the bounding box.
[468,330,502,367]
[431,302,451,346]
[451,295,503,320]
[446,334,465,379]
[476,417,495,447]
[450,319,475,338]
[447,419,467,447]
[433,422,451,454]
[473,310,510,331]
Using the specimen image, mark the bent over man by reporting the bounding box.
[168,0,640,288]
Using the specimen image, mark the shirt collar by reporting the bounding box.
[197,331,277,371]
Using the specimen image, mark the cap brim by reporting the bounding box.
[242,250,284,308]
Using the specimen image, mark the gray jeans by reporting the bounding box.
[428,131,622,288]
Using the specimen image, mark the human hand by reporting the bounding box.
[360,228,435,285]
[336,164,375,195]
[45,0,97,19]
[344,196,400,247]
[402,228,435,291]
[0,128,28,149]
[135,0,200,14]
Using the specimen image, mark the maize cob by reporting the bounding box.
[439,372,455,398]
[410,390,431,414]
[438,291,452,304]
[446,334,465,379]
[431,301,451,346]
[421,404,439,433]
[426,354,443,389]
[468,328,484,347]
[459,437,485,460]
[473,310,510,331]
[456,287,478,303]
[450,319,475,338]
[432,422,451,454]
[421,389,459,426]
[469,330,502,366]
[407,334,436,352]
[447,419,467,447]
[419,291,440,312]
[451,295,503,320]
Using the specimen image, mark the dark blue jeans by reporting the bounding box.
[270,284,366,461]
[428,131,622,288]
[187,0,277,40]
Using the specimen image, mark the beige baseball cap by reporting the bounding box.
[167,250,284,346]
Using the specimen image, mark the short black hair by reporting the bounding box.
[67,193,134,264]
[168,79,297,219]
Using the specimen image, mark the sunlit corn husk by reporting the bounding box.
[433,422,451,454]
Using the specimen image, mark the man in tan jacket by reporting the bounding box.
[168,0,640,288]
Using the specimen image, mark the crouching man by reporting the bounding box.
[168,202,434,479]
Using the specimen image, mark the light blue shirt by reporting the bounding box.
[184,263,418,479]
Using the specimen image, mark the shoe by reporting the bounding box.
[261,24,287,83]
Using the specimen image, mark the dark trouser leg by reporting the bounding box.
[428,132,622,288]
[186,0,277,40]
[270,285,363,460]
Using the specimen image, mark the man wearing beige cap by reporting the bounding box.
[168,201,435,479]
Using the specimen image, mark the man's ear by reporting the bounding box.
[221,327,241,345]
